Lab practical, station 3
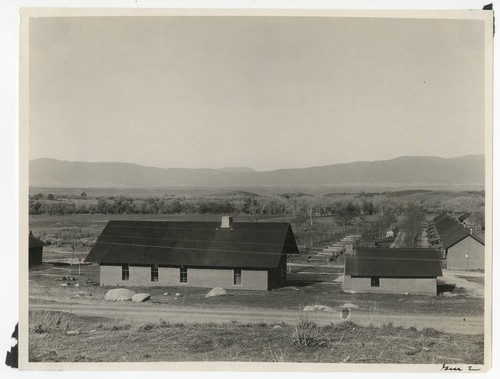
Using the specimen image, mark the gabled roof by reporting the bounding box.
[29,234,49,249]
[85,220,299,269]
[433,213,450,223]
[457,212,472,222]
[345,248,442,277]
[434,215,484,249]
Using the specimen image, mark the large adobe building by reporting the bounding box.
[427,213,484,270]
[85,216,299,290]
[342,248,443,296]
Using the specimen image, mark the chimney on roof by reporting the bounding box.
[221,216,233,229]
[345,244,354,255]
[470,228,473,235]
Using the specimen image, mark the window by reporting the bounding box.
[180,267,188,283]
[370,277,380,287]
[234,269,242,285]
[122,264,129,281]
[151,265,159,282]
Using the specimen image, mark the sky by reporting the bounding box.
[29,15,486,171]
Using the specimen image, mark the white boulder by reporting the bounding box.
[205,287,227,298]
[132,293,151,303]
[303,304,335,312]
[104,288,136,301]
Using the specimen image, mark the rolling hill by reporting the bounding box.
[29,155,485,188]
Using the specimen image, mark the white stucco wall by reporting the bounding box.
[100,264,268,290]
[343,275,437,295]
[446,236,484,270]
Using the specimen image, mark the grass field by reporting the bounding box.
[28,310,484,363]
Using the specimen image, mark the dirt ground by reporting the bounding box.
[30,262,485,320]
[28,260,486,364]
[441,271,485,298]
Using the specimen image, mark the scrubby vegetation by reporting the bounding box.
[29,189,485,227]
[29,311,484,364]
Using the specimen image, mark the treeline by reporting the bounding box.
[28,191,485,228]
[29,193,396,222]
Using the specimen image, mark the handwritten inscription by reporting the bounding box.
[441,364,480,372]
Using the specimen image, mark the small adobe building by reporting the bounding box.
[342,248,442,296]
[85,216,299,290]
[29,232,49,267]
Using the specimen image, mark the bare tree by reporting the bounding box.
[60,227,85,275]
[396,204,426,248]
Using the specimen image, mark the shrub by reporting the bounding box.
[292,316,330,348]
[32,324,48,334]
[139,322,157,332]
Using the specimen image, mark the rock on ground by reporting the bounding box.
[205,287,227,298]
[132,293,151,303]
[104,288,136,301]
[281,286,299,291]
[303,304,335,312]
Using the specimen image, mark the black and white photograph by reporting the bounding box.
[11,4,494,372]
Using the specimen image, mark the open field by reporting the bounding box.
[28,310,484,363]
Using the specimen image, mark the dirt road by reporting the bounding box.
[441,271,484,298]
[30,302,483,335]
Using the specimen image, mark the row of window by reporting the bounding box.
[121,264,242,285]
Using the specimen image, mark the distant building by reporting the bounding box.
[455,212,482,234]
[85,216,299,290]
[428,213,485,270]
[29,232,49,267]
[343,248,442,296]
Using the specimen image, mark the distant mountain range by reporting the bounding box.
[29,155,485,188]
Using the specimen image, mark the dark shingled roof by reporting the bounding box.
[434,215,484,249]
[433,213,450,223]
[29,234,49,249]
[345,248,442,277]
[85,220,299,269]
